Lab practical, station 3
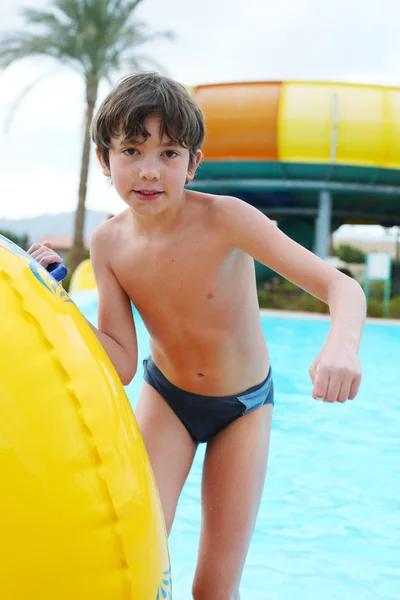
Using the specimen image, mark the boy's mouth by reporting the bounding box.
[134,190,164,201]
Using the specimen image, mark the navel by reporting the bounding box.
[207,292,214,299]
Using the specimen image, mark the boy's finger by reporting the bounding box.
[38,253,62,266]
[31,247,61,262]
[348,376,361,400]
[312,367,329,400]
[29,250,44,261]
[27,242,41,254]
[337,379,351,403]
[325,375,341,403]
[30,247,49,261]
[42,241,53,248]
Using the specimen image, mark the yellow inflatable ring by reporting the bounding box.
[69,258,96,294]
[0,235,171,600]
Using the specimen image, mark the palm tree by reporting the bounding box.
[0,0,171,272]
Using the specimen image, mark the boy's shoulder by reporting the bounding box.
[185,191,247,238]
[191,191,249,233]
[186,190,242,218]
[90,210,130,250]
[186,192,265,248]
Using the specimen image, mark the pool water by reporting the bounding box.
[77,295,400,600]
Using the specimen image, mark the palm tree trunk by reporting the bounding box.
[69,77,99,273]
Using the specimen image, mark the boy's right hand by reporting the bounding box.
[27,241,64,268]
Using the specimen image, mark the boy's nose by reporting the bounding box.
[139,161,160,180]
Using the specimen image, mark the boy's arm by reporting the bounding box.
[219,197,366,402]
[89,226,138,385]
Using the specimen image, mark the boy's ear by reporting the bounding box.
[95,147,111,177]
[186,149,203,183]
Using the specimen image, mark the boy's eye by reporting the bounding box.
[123,148,138,156]
[164,150,178,158]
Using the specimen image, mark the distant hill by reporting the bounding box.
[0,210,108,244]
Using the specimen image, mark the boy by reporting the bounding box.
[29,72,365,600]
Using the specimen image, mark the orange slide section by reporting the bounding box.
[193,81,400,170]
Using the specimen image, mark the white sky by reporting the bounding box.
[1,0,400,238]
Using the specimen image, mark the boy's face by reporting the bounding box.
[96,115,201,217]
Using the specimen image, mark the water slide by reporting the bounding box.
[191,81,400,266]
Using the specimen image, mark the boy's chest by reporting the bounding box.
[112,237,231,306]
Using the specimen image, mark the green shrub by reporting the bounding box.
[0,230,30,250]
[279,280,298,292]
[364,295,400,318]
[257,290,275,309]
[389,297,400,318]
[367,280,386,300]
[258,277,400,318]
[295,294,329,314]
[367,299,384,318]
[334,243,366,264]
[257,287,329,313]
[338,267,355,278]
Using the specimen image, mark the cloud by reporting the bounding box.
[0,162,125,219]
[1,0,400,223]
[135,0,400,84]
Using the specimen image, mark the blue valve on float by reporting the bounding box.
[47,262,68,282]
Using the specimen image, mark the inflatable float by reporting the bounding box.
[69,258,96,294]
[0,234,171,599]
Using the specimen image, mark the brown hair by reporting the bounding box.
[92,72,205,169]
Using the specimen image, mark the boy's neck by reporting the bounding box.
[128,193,186,237]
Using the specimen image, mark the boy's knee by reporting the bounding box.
[192,578,239,600]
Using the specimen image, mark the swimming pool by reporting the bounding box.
[76,294,400,600]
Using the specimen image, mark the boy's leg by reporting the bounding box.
[192,404,273,600]
[135,382,198,534]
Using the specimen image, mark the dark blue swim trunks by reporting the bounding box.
[143,357,274,443]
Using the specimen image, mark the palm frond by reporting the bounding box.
[3,68,60,132]
[107,0,143,20]
[0,0,174,271]
[0,31,78,70]
[19,9,63,30]
[0,0,172,79]
[51,0,84,27]
[102,23,173,75]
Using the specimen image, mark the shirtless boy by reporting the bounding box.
[29,72,366,600]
